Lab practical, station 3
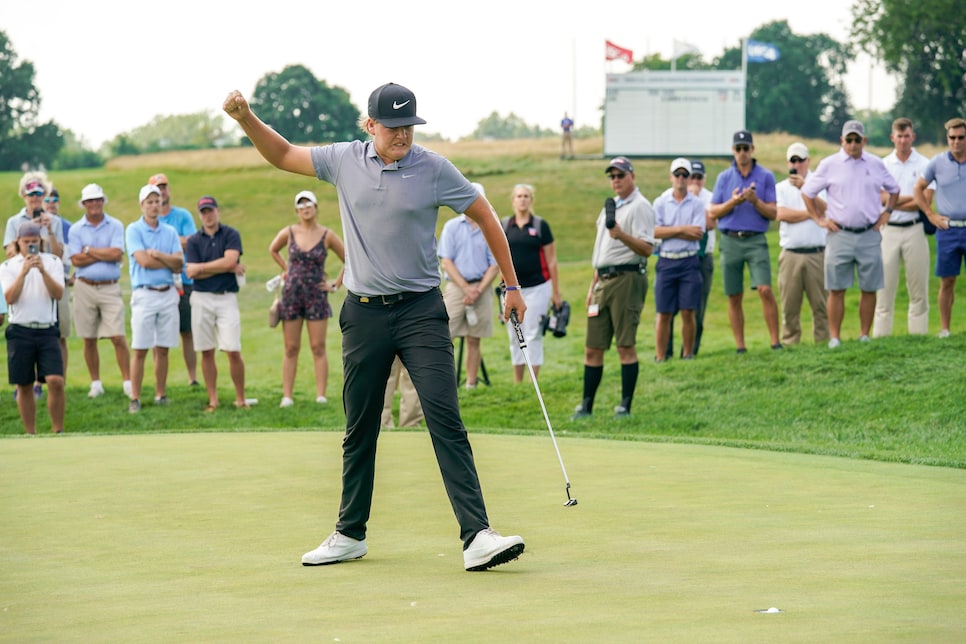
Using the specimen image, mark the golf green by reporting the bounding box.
[2,432,964,642]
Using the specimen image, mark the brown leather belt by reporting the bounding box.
[77,277,118,286]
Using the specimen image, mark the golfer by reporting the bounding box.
[224,82,527,571]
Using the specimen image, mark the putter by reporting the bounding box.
[509,310,578,507]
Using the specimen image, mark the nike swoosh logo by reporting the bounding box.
[402,173,416,179]
[392,100,411,110]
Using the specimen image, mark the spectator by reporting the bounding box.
[560,112,575,159]
[802,120,899,348]
[915,117,966,338]
[68,184,132,398]
[776,142,829,345]
[502,183,562,384]
[874,118,934,337]
[185,196,250,411]
[44,187,73,374]
[438,182,499,389]
[572,157,655,419]
[0,222,65,433]
[380,356,423,428]
[268,189,345,407]
[653,158,706,362]
[224,82,526,571]
[125,185,183,413]
[149,173,200,385]
[710,130,782,353]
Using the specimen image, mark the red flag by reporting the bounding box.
[605,40,633,64]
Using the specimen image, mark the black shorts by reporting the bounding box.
[178,284,193,333]
[6,324,64,386]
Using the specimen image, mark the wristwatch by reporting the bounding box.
[885,208,894,214]
[82,245,91,254]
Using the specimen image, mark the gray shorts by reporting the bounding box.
[825,229,884,292]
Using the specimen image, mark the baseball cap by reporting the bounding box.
[733,130,753,145]
[368,82,427,128]
[670,157,692,174]
[24,180,46,196]
[139,184,161,203]
[787,142,809,161]
[605,157,634,174]
[79,183,107,206]
[294,190,317,207]
[197,195,219,211]
[148,173,169,186]
[690,160,706,176]
[842,120,865,138]
[18,221,42,238]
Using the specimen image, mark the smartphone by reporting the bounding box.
[28,243,39,255]
[789,168,798,175]
[32,208,43,219]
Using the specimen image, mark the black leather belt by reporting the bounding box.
[139,285,172,292]
[722,230,762,238]
[786,246,825,254]
[838,223,875,233]
[887,221,917,227]
[346,289,434,305]
[597,264,642,278]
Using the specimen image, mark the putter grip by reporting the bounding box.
[509,310,526,345]
[605,198,616,229]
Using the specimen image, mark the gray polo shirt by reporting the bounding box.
[923,151,966,219]
[312,141,479,295]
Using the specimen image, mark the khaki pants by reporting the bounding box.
[381,356,424,428]
[778,248,829,344]
[873,223,930,337]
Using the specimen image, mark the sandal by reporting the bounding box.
[203,404,218,413]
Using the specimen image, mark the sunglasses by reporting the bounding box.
[948,134,966,141]
[789,157,806,163]
[608,172,626,180]
[26,191,44,197]
[734,145,750,152]
[689,174,704,180]
[44,197,59,203]
[845,136,863,144]
[673,171,690,178]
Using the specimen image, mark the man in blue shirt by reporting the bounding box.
[915,117,966,338]
[710,130,782,353]
[224,82,526,572]
[149,173,199,386]
[125,185,183,413]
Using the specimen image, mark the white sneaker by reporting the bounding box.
[88,381,105,398]
[828,338,841,349]
[939,329,951,339]
[463,528,525,571]
[280,397,294,408]
[316,395,328,404]
[858,335,871,343]
[301,531,367,566]
[123,380,133,397]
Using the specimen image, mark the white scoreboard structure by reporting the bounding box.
[603,70,746,158]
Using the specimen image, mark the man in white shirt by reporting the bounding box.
[874,117,934,337]
[0,222,65,433]
[776,143,829,344]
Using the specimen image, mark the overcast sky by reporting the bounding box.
[3,0,895,147]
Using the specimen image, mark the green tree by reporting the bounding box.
[0,30,64,170]
[52,129,103,170]
[852,0,966,143]
[715,21,851,140]
[470,112,552,139]
[105,111,231,155]
[249,65,359,144]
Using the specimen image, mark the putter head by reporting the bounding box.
[564,498,578,507]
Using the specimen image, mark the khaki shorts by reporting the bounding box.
[585,272,647,350]
[190,290,242,352]
[443,280,494,338]
[72,280,126,339]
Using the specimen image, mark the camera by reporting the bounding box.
[604,198,616,229]
[28,243,39,255]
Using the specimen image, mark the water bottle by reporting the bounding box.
[465,304,479,326]
[266,275,282,292]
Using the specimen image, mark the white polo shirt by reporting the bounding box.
[0,253,64,325]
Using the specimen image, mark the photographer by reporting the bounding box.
[0,222,66,434]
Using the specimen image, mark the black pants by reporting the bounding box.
[336,288,488,547]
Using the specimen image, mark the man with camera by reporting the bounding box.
[572,157,655,420]
[4,173,65,261]
[0,221,66,434]
[776,142,829,345]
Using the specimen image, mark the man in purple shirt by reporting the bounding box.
[710,130,781,353]
[802,120,899,348]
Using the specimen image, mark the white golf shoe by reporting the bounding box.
[301,531,367,566]
[463,528,525,571]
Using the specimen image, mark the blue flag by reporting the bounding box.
[746,39,780,63]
